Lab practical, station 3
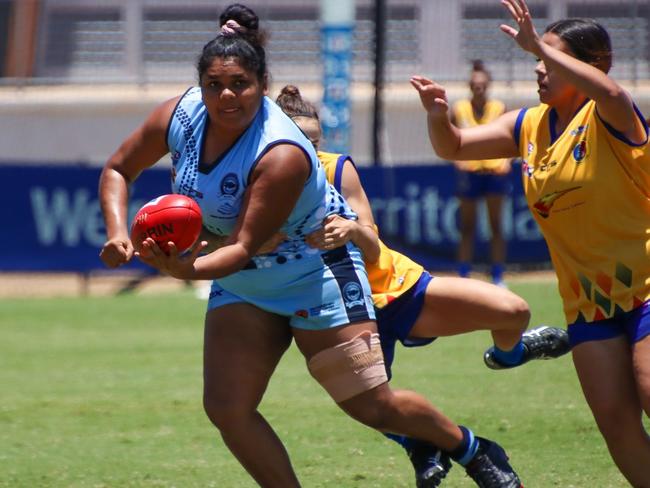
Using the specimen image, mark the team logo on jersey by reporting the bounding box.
[215,172,242,217]
[527,142,534,155]
[573,140,588,163]
[342,282,364,309]
[220,173,240,195]
[171,150,181,165]
[533,186,581,218]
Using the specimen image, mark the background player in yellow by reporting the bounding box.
[411,0,650,485]
[451,60,512,286]
[275,83,569,488]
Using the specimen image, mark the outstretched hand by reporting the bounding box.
[410,75,449,119]
[136,238,207,280]
[499,0,542,56]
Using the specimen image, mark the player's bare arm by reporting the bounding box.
[145,144,309,280]
[99,97,180,268]
[305,159,380,262]
[501,0,643,142]
[337,160,380,263]
[411,77,520,162]
[198,226,287,255]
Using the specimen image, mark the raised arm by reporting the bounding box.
[411,74,520,161]
[501,0,644,143]
[99,97,179,268]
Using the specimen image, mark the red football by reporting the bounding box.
[130,194,202,254]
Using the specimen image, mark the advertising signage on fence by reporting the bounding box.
[0,163,549,273]
[1,164,171,272]
[358,164,549,270]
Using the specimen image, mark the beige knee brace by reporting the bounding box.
[307,331,388,402]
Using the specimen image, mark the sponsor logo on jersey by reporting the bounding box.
[538,160,558,172]
[309,302,336,316]
[295,300,344,318]
[209,289,224,299]
[178,183,203,199]
[533,186,581,218]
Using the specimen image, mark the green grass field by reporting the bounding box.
[0,280,638,487]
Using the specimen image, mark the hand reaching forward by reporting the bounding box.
[136,238,207,280]
[500,0,543,56]
[410,75,449,119]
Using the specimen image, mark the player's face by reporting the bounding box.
[200,57,265,132]
[469,72,489,100]
[293,116,321,150]
[535,32,579,107]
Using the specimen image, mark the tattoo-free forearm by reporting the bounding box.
[350,222,380,264]
[427,114,462,160]
[192,242,252,280]
[99,167,131,239]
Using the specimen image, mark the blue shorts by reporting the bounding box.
[207,244,375,330]
[456,170,510,199]
[376,271,436,378]
[567,301,650,347]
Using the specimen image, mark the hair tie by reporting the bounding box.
[221,19,245,35]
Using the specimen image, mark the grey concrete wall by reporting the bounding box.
[2,82,650,167]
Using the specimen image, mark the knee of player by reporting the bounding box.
[203,394,253,430]
[339,387,398,430]
[501,294,530,330]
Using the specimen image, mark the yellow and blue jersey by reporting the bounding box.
[318,151,423,309]
[453,99,508,171]
[515,100,650,324]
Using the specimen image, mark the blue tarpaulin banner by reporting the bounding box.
[359,163,550,270]
[0,163,549,272]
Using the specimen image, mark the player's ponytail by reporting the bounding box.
[471,59,491,81]
[276,85,319,122]
[197,3,267,82]
[218,3,267,46]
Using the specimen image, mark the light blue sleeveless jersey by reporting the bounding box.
[167,88,375,329]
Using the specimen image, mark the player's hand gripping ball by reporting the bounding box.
[130,194,202,254]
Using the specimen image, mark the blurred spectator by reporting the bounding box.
[450,60,512,286]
